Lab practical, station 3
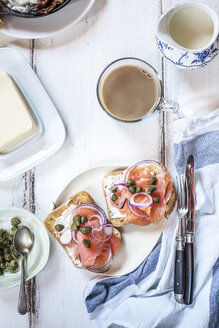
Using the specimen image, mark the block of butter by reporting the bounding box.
[0,71,37,153]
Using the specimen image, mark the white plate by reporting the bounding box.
[0,48,66,181]
[55,166,166,277]
[0,0,96,39]
[0,207,50,290]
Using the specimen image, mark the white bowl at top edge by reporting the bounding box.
[0,0,96,39]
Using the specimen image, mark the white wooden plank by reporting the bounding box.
[32,1,163,327]
[0,40,34,328]
[162,0,219,174]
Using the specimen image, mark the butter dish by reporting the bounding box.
[0,71,41,154]
[0,48,66,181]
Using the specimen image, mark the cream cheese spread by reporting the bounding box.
[55,203,76,233]
[103,172,126,218]
[55,202,83,268]
[0,71,37,153]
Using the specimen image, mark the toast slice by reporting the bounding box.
[103,163,176,227]
[44,191,121,269]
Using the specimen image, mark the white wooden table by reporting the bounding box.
[0,0,219,327]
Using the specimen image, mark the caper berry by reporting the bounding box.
[4,253,12,262]
[81,215,87,224]
[10,260,18,268]
[126,179,135,187]
[71,224,78,231]
[150,177,157,185]
[0,262,5,270]
[4,247,10,254]
[111,194,118,202]
[11,249,20,260]
[0,223,22,275]
[146,185,156,194]
[11,217,21,227]
[73,215,81,227]
[136,186,142,193]
[79,226,92,234]
[55,224,64,232]
[129,186,136,194]
[11,227,17,234]
[8,235,13,242]
[83,239,91,248]
[0,232,6,243]
[153,196,160,204]
[8,260,18,273]
[5,262,10,270]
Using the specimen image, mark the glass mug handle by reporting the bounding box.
[158,98,179,113]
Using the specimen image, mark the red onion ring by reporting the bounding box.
[110,183,128,209]
[72,231,78,244]
[92,223,113,242]
[60,228,72,245]
[129,192,153,208]
[128,201,149,218]
[124,160,164,184]
[70,203,108,225]
[88,214,105,227]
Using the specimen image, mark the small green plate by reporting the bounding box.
[0,207,50,290]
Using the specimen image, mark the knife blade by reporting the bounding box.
[184,154,195,305]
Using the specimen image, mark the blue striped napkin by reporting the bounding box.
[84,109,219,328]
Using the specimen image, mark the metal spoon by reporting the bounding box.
[14,226,34,315]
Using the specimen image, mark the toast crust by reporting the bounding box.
[44,191,95,268]
[103,163,176,227]
[44,191,121,268]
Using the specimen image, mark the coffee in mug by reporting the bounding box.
[101,65,159,121]
[97,58,178,122]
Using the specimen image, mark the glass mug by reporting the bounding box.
[97,57,179,122]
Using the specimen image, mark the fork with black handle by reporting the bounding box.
[174,175,188,303]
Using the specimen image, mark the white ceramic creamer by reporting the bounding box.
[156,3,219,69]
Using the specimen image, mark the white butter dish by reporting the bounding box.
[0,48,66,181]
[0,70,42,155]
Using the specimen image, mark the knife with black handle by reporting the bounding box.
[174,222,185,303]
[184,154,195,305]
[184,234,194,304]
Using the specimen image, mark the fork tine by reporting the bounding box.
[178,175,181,209]
[182,175,185,209]
[180,175,184,209]
[176,174,188,211]
[176,175,180,208]
[185,175,189,211]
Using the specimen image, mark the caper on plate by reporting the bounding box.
[0,217,21,276]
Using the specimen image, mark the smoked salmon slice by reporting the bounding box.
[61,204,121,270]
[110,161,174,226]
